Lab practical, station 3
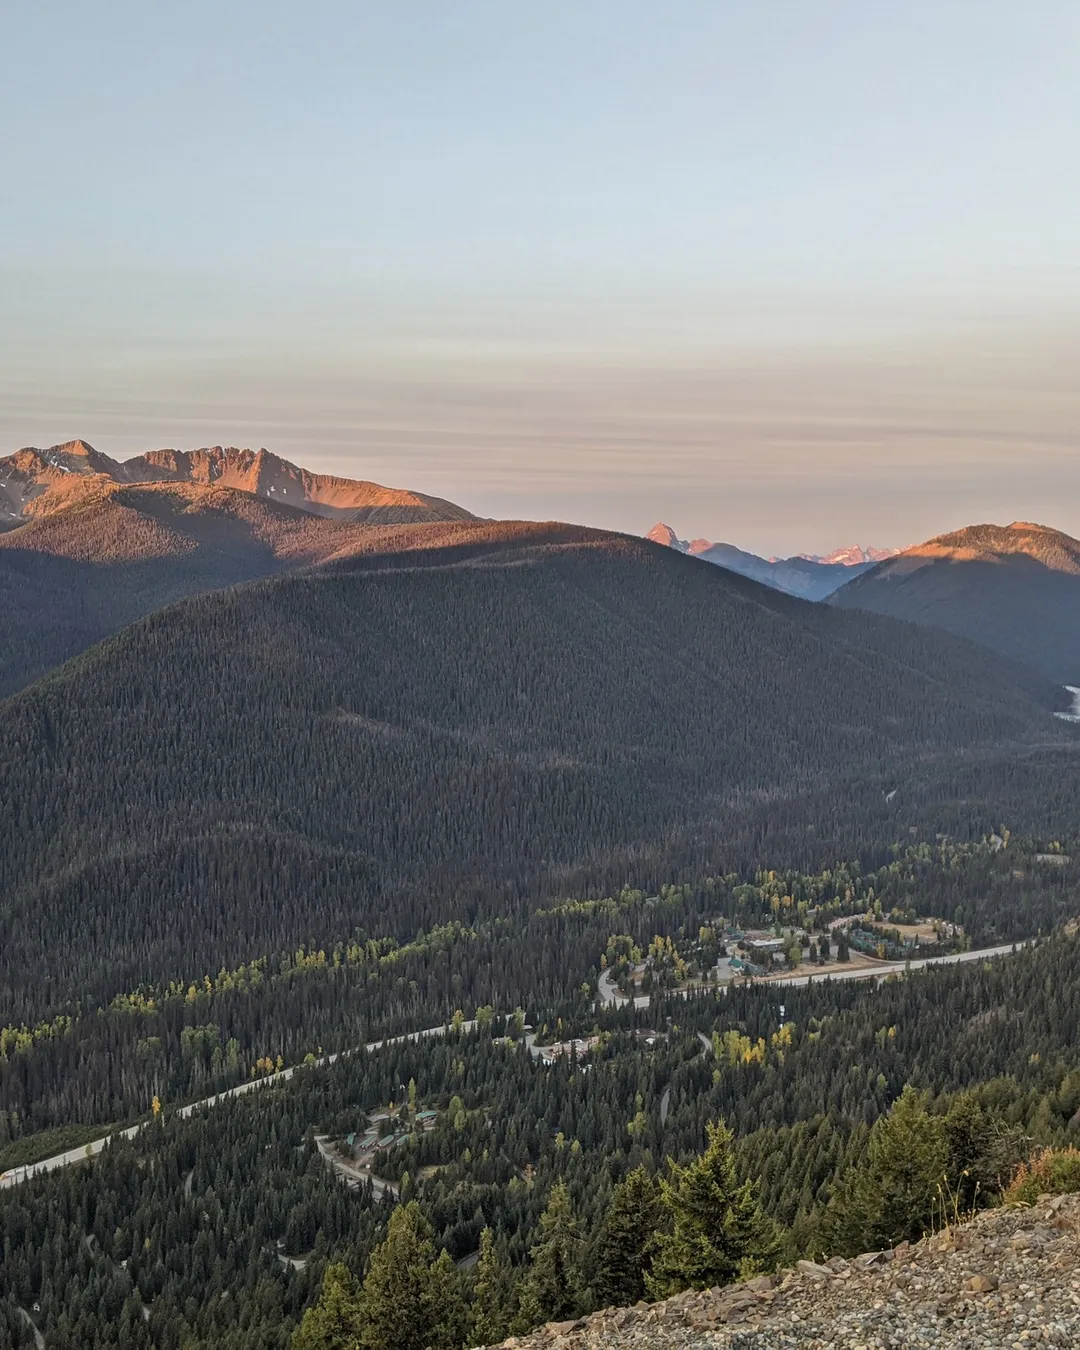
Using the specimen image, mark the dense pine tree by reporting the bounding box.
[470,1229,515,1346]
[592,1166,662,1308]
[292,1265,362,1350]
[648,1119,779,1296]
[516,1183,587,1328]
[356,1204,466,1350]
[823,1086,949,1252]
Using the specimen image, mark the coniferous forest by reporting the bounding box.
[4,527,1080,1346]
[6,927,1080,1347]
[0,529,1074,1021]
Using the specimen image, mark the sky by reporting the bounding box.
[1,2,1078,554]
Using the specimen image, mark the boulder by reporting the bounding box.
[796,1259,833,1280]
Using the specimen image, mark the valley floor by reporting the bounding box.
[0,1019,476,1190]
[2,939,1028,1193]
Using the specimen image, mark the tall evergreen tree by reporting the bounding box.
[427,1249,468,1350]
[516,1182,587,1328]
[357,1202,466,1350]
[470,1228,514,1346]
[592,1166,662,1308]
[291,1263,362,1350]
[648,1119,779,1297]
[943,1090,1024,1212]
[823,1085,949,1253]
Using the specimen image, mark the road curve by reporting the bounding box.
[0,1019,476,1191]
[597,968,651,1008]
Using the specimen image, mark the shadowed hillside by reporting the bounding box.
[831,522,1080,683]
[0,481,485,696]
[0,524,1069,1020]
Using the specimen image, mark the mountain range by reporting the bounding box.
[830,521,1080,684]
[5,442,1080,699]
[0,440,474,527]
[5,439,1080,1350]
[796,544,897,566]
[647,517,1080,686]
[645,523,897,600]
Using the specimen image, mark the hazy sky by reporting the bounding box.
[2,2,1078,553]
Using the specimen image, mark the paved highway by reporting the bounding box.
[0,1019,475,1191]
[598,941,1027,1007]
[759,941,1024,989]
[1,942,1028,1190]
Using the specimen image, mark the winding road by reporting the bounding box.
[0,941,1029,1192]
[0,1020,476,1191]
[659,1032,713,1123]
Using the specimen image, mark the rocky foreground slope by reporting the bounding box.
[485,1194,1080,1350]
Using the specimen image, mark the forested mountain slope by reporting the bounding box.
[0,524,1069,1020]
[830,521,1080,683]
[0,482,485,696]
[0,439,477,696]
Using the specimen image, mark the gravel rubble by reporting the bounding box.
[479,1193,1080,1350]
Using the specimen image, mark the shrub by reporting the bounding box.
[1004,1147,1080,1206]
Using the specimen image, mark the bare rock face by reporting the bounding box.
[475,1193,1080,1349]
[0,441,475,526]
[646,522,688,552]
[794,1259,832,1280]
[117,445,476,522]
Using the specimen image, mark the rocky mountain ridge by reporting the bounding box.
[482,1192,1080,1350]
[0,439,474,526]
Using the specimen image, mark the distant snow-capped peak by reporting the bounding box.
[797,545,898,566]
